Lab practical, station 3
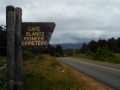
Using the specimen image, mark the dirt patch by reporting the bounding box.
[56,58,114,90]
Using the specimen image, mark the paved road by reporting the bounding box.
[58,57,120,90]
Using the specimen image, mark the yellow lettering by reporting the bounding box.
[28,27,40,31]
[28,41,33,45]
[25,32,44,37]
[42,32,44,37]
[37,41,41,45]
[31,37,37,41]
[28,27,31,31]
[23,37,46,41]
[26,32,30,36]
[22,42,25,46]
[44,41,47,45]
[41,41,47,45]
[24,37,28,41]
[22,40,47,46]
[37,37,40,40]
[41,37,44,40]
[23,41,28,46]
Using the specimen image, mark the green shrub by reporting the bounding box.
[0,56,6,61]
[93,47,116,61]
[22,51,35,60]
[67,50,73,56]
[51,61,61,67]
[86,50,94,58]
[54,52,61,57]
[85,46,120,63]
[111,57,120,63]
[38,54,44,59]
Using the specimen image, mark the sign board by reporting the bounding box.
[22,22,55,51]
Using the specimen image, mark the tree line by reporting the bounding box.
[43,44,63,57]
[80,38,120,53]
[0,25,7,56]
[1,24,120,56]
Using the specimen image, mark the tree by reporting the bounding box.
[80,37,120,54]
[98,39,108,48]
[55,44,63,56]
[67,49,73,56]
[43,44,56,56]
[88,40,98,53]
[116,37,120,52]
[80,43,87,53]
[0,25,7,56]
[108,37,118,53]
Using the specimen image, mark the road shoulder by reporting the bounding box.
[56,57,114,90]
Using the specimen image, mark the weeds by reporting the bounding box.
[22,51,35,60]
[73,47,120,64]
[23,54,88,90]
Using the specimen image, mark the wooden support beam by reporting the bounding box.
[14,7,22,90]
[7,10,15,90]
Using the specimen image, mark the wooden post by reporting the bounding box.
[6,6,14,28]
[7,10,15,90]
[14,7,22,90]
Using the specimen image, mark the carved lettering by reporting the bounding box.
[26,32,44,37]
[28,27,40,31]
[22,41,47,46]
[22,26,47,46]
[23,37,44,41]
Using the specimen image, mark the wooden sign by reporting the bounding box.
[6,5,56,90]
[22,22,55,51]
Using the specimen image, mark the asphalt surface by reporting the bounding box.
[58,57,120,90]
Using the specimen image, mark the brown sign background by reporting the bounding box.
[22,22,55,51]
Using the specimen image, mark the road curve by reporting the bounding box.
[58,57,120,90]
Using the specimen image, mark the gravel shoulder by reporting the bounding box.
[56,58,114,90]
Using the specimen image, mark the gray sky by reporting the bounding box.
[0,0,120,44]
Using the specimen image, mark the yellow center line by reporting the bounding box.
[65,57,120,73]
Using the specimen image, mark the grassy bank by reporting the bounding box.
[0,56,6,90]
[23,54,90,90]
[72,53,120,64]
[0,53,109,90]
[0,54,89,90]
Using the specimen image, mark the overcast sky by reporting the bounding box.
[0,0,120,44]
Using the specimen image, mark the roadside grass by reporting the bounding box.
[0,53,110,90]
[0,56,6,61]
[0,56,6,66]
[71,54,120,64]
[0,69,4,76]
[23,54,89,90]
[0,76,6,90]
[0,56,7,90]
[0,70,6,90]
[0,86,6,90]
[71,54,91,60]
